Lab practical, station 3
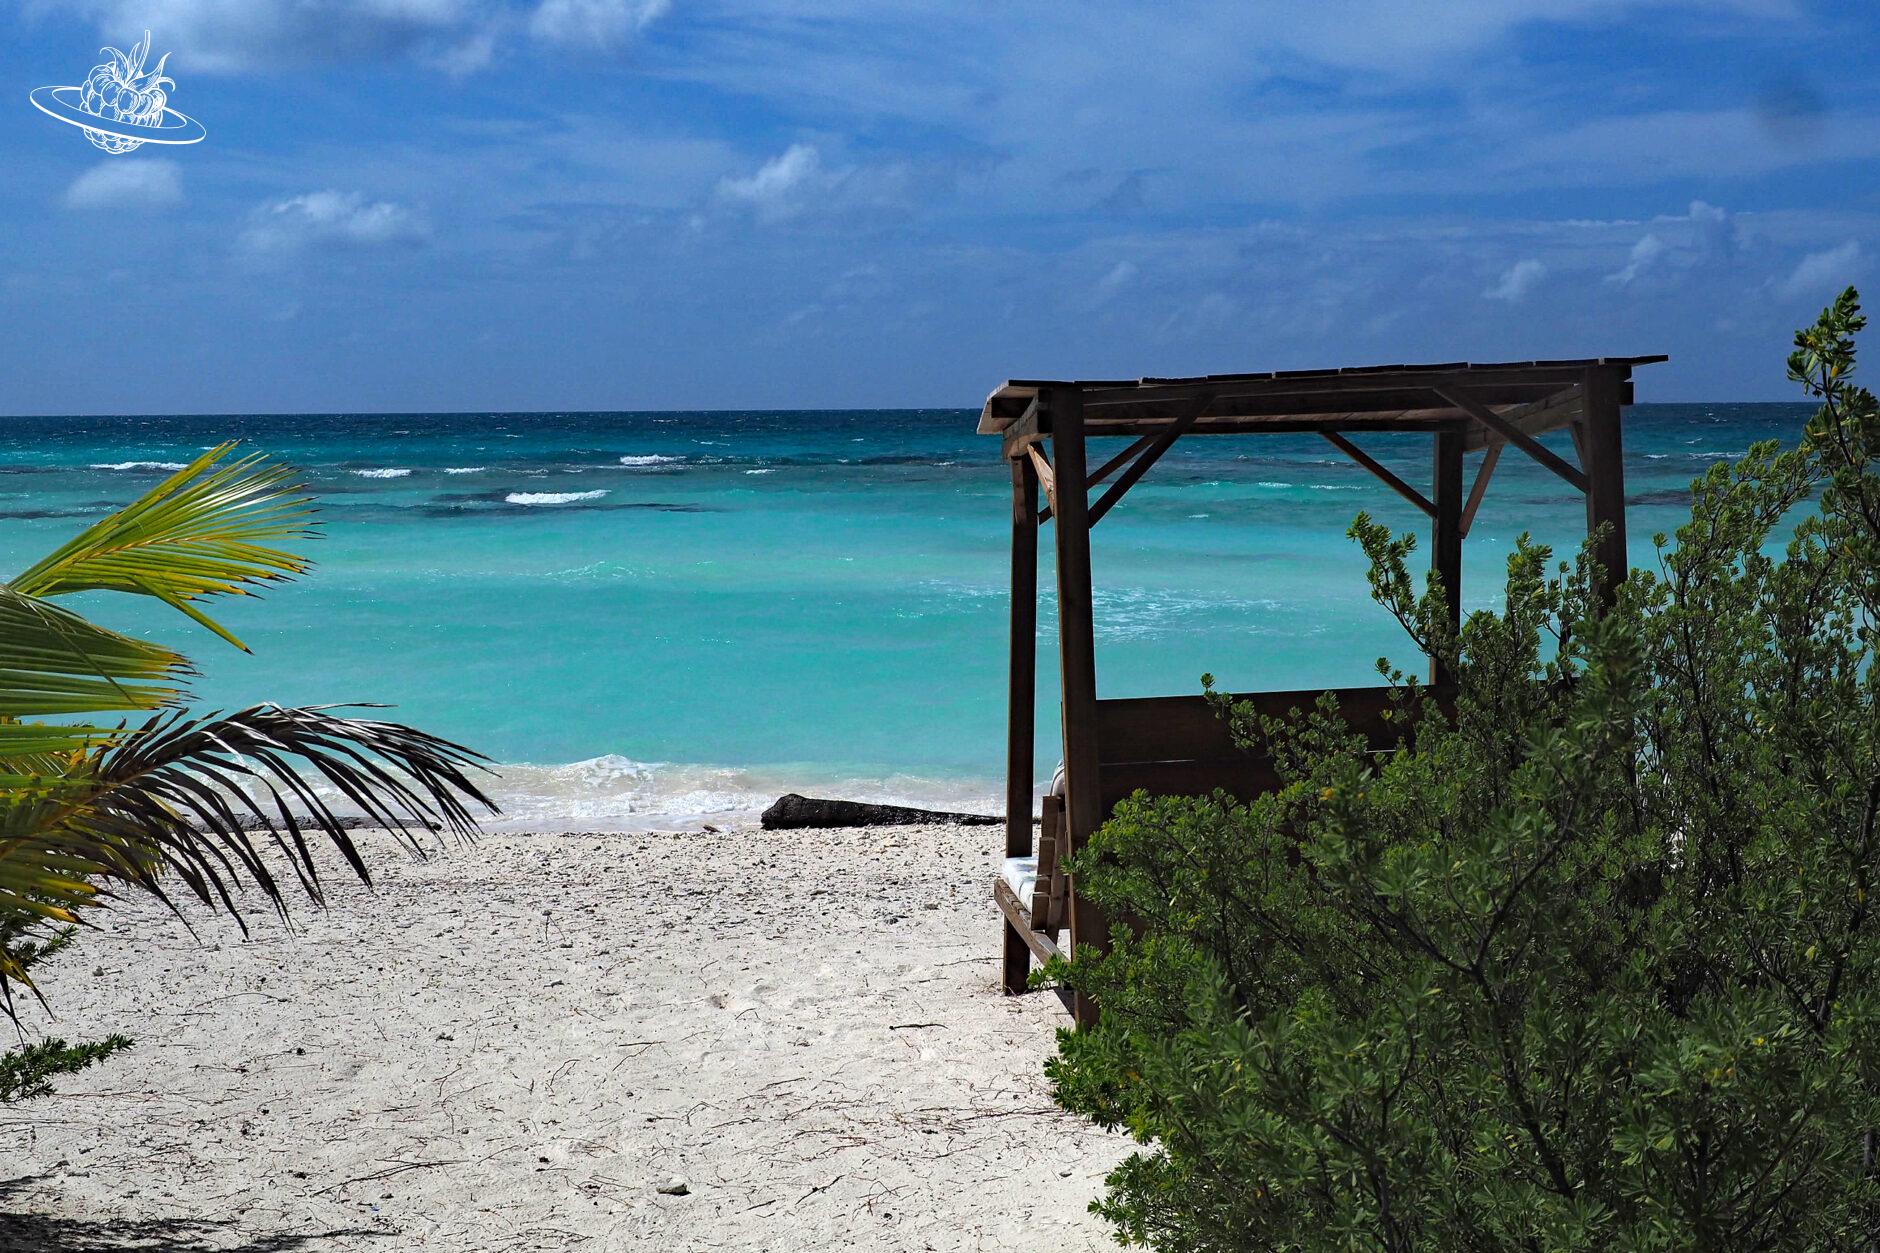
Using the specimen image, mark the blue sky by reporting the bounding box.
[5,0,1878,412]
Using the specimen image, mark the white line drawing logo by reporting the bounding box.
[31,30,206,154]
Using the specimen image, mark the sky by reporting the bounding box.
[4,0,1879,413]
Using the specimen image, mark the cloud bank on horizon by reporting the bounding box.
[5,0,1878,412]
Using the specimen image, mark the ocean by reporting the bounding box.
[0,404,1811,829]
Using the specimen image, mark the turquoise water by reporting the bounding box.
[0,405,1810,826]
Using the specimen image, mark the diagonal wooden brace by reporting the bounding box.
[1434,387,1588,493]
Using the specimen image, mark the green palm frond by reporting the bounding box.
[80,703,494,912]
[0,586,185,717]
[0,440,498,1019]
[0,724,123,757]
[10,444,316,651]
[0,703,495,1002]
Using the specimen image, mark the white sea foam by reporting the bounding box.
[470,756,1001,832]
[354,468,413,479]
[506,489,610,506]
[444,466,486,474]
[1256,480,1293,488]
[618,454,681,467]
[91,460,186,471]
[744,468,777,475]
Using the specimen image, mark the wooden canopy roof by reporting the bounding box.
[978,356,1667,453]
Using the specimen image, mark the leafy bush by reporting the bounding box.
[1047,289,1880,1251]
[0,924,129,1102]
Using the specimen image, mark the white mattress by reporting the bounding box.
[1000,855,1038,911]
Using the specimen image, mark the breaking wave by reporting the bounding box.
[506,489,611,506]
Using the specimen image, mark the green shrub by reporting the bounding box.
[1047,289,1880,1251]
[0,925,130,1103]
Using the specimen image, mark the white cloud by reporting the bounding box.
[718,145,821,208]
[1484,258,1546,302]
[62,159,183,211]
[241,190,428,253]
[62,0,669,72]
[64,0,481,71]
[1605,202,1737,286]
[708,143,921,226]
[1606,233,1666,286]
[530,0,669,46]
[1777,241,1864,302]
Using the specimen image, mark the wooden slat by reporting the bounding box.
[1076,415,1469,437]
[1083,389,1566,425]
[1321,431,1436,517]
[1078,368,1598,408]
[1100,760,1287,812]
[1094,685,1404,768]
[1435,387,1589,493]
[1033,793,1063,934]
[980,367,1654,436]
[994,877,1062,965]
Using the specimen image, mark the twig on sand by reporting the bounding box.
[313,1158,466,1197]
[793,1174,846,1207]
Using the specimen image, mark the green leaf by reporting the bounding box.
[10,443,315,652]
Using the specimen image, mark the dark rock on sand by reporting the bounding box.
[760,794,1001,830]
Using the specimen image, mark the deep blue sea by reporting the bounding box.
[0,404,1811,828]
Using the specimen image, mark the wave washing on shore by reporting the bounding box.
[477,756,1002,831]
[0,404,1810,827]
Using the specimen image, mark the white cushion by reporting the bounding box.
[1000,855,1038,911]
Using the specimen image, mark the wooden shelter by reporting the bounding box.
[984,356,1665,1024]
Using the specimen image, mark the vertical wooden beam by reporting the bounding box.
[1006,456,1038,861]
[1002,455,1040,997]
[1580,367,1629,604]
[1431,430,1464,687]
[1047,387,1107,1028]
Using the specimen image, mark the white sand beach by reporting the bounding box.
[1,824,1125,1251]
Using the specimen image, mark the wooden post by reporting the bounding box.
[1006,456,1038,859]
[1580,368,1629,604]
[1047,386,1107,1028]
[1431,430,1464,686]
[1002,455,1038,995]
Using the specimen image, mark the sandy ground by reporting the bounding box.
[0,824,1127,1252]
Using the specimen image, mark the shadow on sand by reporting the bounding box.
[0,1175,390,1252]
